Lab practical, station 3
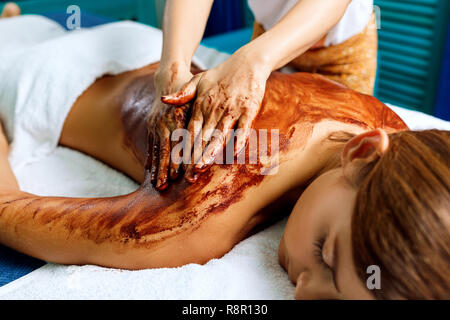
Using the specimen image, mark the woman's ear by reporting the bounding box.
[341,129,389,186]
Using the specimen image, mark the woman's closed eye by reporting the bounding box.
[313,237,331,269]
[313,236,339,291]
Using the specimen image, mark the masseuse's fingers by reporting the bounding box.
[161,73,202,106]
[184,101,203,183]
[160,74,203,184]
[199,105,223,151]
[235,115,252,157]
[169,104,190,180]
[169,137,182,180]
[235,101,259,156]
[194,116,236,173]
[194,101,259,173]
[155,127,171,190]
[150,134,159,184]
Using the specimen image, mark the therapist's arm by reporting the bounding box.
[241,0,352,70]
[147,0,213,190]
[162,0,352,183]
[159,0,213,69]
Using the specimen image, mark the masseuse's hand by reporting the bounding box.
[162,50,271,182]
[147,62,193,190]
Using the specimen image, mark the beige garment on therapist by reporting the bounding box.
[251,14,378,95]
[248,0,373,47]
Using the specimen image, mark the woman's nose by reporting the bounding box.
[294,271,337,300]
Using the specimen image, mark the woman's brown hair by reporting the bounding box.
[351,130,450,299]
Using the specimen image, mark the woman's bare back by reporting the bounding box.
[0,63,407,269]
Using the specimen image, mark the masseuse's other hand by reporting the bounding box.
[147,62,193,190]
[162,51,271,182]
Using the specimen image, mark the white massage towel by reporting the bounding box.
[0,16,449,300]
[0,16,164,171]
[0,15,230,173]
[0,108,447,300]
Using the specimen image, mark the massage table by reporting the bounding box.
[0,13,449,299]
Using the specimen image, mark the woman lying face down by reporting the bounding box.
[280,129,450,299]
[0,60,448,299]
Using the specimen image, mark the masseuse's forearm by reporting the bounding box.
[240,0,351,71]
[160,0,214,69]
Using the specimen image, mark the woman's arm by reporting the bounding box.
[159,0,352,184]
[147,0,214,190]
[0,189,232,269]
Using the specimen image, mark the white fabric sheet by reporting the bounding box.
[0,16,448,300]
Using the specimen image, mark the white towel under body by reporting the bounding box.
[0,16,448,300]
[0,16,168,171]
[0,16,295,299]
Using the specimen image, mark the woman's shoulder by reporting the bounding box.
[263,72,408,133]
